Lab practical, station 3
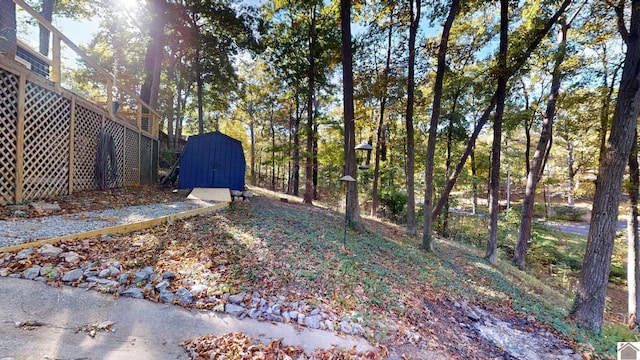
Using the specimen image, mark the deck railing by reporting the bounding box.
[10,0,160,137]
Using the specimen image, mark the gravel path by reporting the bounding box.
[0,200,219,248]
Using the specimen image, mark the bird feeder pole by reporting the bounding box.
[339,175,356,247]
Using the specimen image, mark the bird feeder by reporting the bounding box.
[354,142,373,170]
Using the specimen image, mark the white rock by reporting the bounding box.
[190,284,208,296]
[38,244,63,257]
[23,266,41,280]
[16,249,33,260]
[225,303,245,316]
[228,292,245,304]
[98,268,111,278]
[305,315,321,329]
[59,251,81,264]
[30,202,60,214]
[62,269,84,282]
[340,320,352,334]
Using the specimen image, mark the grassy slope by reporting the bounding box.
[3,187,627,358]
[173,196,613,357]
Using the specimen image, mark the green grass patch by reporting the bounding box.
[200,197,635,358]
[442,207,634,358]
[549,206,588,222]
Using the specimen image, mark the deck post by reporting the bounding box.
[68,97,76,195]
[51,33,61,91]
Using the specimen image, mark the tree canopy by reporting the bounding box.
[49,0,638,336]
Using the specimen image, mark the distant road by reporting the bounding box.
[449,207,629,236]
[544,220,627,236]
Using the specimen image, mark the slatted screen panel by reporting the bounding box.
[22,82,71,200]
[0,69,18,205]
[151,139,159,185]
[105,118,125,188]
[124,129,140,185]
[73,105,102,191]
[140,135,153,184]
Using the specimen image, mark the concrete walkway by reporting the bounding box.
[0,277,374,360]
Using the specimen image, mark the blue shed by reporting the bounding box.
[178,132,246,191]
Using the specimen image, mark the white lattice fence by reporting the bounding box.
[0,69,18,205]
[125,130,140,185]
[22,82,71,200]
[105,118,125,188]
[73,105,102,191]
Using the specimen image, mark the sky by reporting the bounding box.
[56,16,101,47]
[15,3,101,70]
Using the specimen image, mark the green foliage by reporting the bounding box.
[603,323,640,346]
[495,207,521,256]
[549,206,587,222]
[378,185,407,218]
[447,206,623,279]
[439,210,632,358]
[25,0,95,20]
[160,148,179,167]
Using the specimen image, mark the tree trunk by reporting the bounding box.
[287,107,293,193]
[250,116,256,185]
[372,114,384,217]
[422,0,459,251]
[196,43,204,134]
[174,80,186,150]
[441,116,454,236]
[567,142,575,207]
[39,0,54,56]
[167,93,175,149]
[506,166,511,210]
[293,104,301,196]
[441,95,461,234]
[372,6,394,217]
[341,0,362,230]
[471,143,478,215]
[0,0,16,57]
[520,79,533,176]
[313,119,319,200]
[271,109,276,190]
[432,0,571,219]
[140,0,167,111]
[628,131,640,328]
[485,0,508,265]
[598,48,621,165]
[404,0,420,235]
[303,8,317,204]
[433,95,495,218]
[572,0,640,332]
[514,20,568,270]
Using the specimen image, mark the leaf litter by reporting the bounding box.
[0,186,592,359]
[183,332,386,360]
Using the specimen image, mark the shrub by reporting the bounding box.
[551,206,587,222]
[379,185,407,218]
